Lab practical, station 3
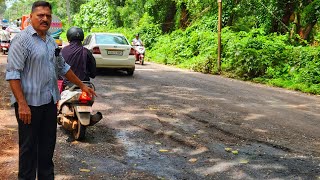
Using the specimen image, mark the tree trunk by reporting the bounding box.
[280,2,295,33]
[298,22,317,40]
[227,0,241,26]
[162,1,177,32]
[294,11,317,40]
[179,3,189,29]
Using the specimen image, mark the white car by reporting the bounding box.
[6,25,21,41]
[83,33,135,75]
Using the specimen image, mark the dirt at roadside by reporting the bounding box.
[0,71,10,110]
[0,68,19,179]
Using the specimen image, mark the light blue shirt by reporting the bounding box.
[5,25,70,106]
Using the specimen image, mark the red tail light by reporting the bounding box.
[79,92,92,103]
[129,48,135,55]
[93,47,101,54]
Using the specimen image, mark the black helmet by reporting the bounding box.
[66,27,84,42]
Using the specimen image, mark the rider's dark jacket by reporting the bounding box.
[61,40,96,84]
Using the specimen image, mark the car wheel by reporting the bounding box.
[127,68,134,76]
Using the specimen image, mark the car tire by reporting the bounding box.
[127,68,134,76]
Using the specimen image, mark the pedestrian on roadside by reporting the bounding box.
[5,1,96,179]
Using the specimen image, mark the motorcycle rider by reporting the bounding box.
[60,26,101,129]
[132,33,143,46]
[0,26,10,54]
[132,33,144,61]
[61,27,96,87]
[0,25,10,43]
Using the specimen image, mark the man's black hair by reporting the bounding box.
[31,1,52,12]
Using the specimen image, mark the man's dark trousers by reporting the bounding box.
[14,100,57,180]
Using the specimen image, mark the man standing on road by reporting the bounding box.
[5,1,96,179]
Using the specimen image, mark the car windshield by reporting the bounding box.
[7,26,21,33]
[95,34,128,45]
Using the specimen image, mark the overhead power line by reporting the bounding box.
[257,0,290,31]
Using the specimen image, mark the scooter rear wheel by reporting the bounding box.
[57,116,62,125]
[139,58,144,65]
[74,121,86,140]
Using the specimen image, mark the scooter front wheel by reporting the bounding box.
[74,121,86,140]
[139,57,144,65]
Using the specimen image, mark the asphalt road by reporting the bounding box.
[55,62,320,179]
[1,55,320,179]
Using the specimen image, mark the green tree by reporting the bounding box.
[4,0,87,25]
[73,0,108,31]
[0,0,6,15]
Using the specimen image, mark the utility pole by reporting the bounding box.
[66,0,71,26]
[217,0,222,73]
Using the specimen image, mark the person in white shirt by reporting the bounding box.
[132,34,144,61]
[0,26,10,43]
[16,19,21,27]
[132,33,143,46]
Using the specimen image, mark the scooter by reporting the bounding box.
[57,81,103,140]
[0,41,10,55]
[133,45,145,65]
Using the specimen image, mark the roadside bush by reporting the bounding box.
[182,55,218,74]
[148,25,320,94]
[148,15,217,70]
[291,46,320,84]
[223,28,290,79]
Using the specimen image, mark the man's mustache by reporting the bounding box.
[40,22,49,26]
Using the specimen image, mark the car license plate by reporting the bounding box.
[107,50,123,56]
[76,106,92,112]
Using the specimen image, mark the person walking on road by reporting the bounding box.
[5,1,96,179]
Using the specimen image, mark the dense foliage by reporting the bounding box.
[149,24,320,94]
[73,0,108,31]
[4,0,320,94]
